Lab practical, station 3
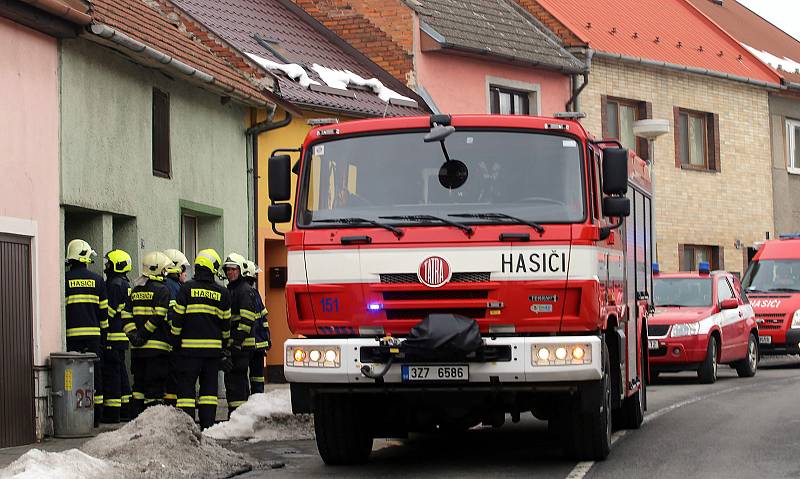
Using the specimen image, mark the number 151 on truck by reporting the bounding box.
[266,113,655,464]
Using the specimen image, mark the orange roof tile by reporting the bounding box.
[89,0,271,104]
[532,0,781,85]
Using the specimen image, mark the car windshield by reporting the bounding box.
[653,278,712,307]
[298,130,585,227]
[742,260,800,293]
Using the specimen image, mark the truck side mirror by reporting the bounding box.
[720,298,738,310]
[268,204,292,224]
[603,197,630,218]
[602,148,629,196]
[269,155,291,202]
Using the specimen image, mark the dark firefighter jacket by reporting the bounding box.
[105,273,131,349]
[65,264,108,341]
[227,278,258,350]
[124,278,172,356]
[169,268,231,357]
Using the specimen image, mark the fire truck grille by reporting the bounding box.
[380,272,491,284]
[385,308,486,321]
[382,290,488,301]
[647,325,670,337]
[756,313,785,330]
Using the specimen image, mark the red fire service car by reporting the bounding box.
[742,236,800,355]
[649,263,758,383]
[266,114,655,464]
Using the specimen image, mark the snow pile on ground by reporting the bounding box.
[311,64,415,103]
[0,449,129,479]
[245,53,320,88]
[82,405,250,479]
[204,389,314,442]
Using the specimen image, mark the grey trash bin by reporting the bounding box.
[50,351,98,438]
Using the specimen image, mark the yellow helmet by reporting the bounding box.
[242,260,262,279]
[66,239,96,264]
[163,249,190,275]
[222,252,247,272]
[142,251,171,278]
[105,249,132,273]
[195,249,222,275]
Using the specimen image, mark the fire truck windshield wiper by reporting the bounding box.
[765,287,800,293]
[380,215,474,237]
[312,217,404,238]
[449,213,545,234]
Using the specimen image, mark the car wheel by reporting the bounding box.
[735,334,758,378]
[698,336,718,384]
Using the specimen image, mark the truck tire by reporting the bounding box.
[734,334,758,378]
[313,395,373,465]
[615,381,644,430]
[697,336,718,384]
[568,341,612,461]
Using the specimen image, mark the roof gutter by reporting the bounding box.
[593,50,782,90]
[86,23,271,107]
[784,80,800,92]
[566,48,594,112]
[19,0,91,25]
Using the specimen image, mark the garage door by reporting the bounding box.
[0,233,35,447]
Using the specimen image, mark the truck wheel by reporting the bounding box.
[569,341,612,460]
[313,395,373,465]
[615,380,644,430]
[734,334,758,378]
[697,337,718,384]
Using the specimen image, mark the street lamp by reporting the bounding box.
[633,119,670,265]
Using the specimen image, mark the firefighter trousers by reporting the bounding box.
[66,337,103,426]
[164,351,179,406]
[249,349,265,394]
[224,350,253,415]
[101,348,128,423]
[176,354,220,430]
[130,353,168,418]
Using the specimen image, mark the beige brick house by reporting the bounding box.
[518,0,783,274]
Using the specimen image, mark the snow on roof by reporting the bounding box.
[743,44,800,75]
[203,389,314,442]
[245,53,320,89]
[311,64,415,103]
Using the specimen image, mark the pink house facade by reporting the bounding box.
[0,2,90,446]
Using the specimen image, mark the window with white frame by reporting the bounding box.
[787,119,800,173]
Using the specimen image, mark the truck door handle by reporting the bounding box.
[341,235,372,245]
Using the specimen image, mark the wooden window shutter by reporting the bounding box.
[707,113,721,172]
[152,88,171,178]
[637,101,653,161]
[713,246,724,270]
[601,95,609,137]
[673,107,682,168]
[678,243,685,271]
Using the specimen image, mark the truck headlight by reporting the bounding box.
[791,310,800,329]
[532,344,591,366]
[671,322,700,337]
[286,346,341,368]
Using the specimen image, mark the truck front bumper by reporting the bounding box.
[283,335,602,384]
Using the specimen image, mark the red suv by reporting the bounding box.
[648,264,759,383]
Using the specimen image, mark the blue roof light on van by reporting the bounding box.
[698,262,711,275]
[652,262,660,275]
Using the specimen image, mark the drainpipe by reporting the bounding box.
[245,108,293,265]
[566,49,594,112]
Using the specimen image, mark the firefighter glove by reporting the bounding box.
[220,349,233,373]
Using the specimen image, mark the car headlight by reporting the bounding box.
[286,346,341,368]
[791,310,800,329]
[671,322,700,337]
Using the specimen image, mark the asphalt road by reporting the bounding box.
[232,356,800,478]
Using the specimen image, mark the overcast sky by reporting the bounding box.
[737,0,800,41]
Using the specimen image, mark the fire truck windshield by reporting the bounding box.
[654,278,713,307]
[743,260,800,293]
[299,130,585,227]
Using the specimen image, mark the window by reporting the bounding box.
[674,107,719,171]
[786,119,800,173]
[181,214,197,271]
[152,88,171,177]
[490,86,531,115]
[680,244,722,271]
[602,97,651,158]
[717,278,735,303]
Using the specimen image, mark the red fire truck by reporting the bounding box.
[266,114,654,464]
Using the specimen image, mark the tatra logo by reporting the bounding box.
[418,256,452,288]
[68,279,95,288]
[191,289,222,301]
[131,291,154,301]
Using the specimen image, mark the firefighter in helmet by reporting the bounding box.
[242,260,270,393]
[222,252,259,414]
[162,248,190,407]
[65,239,107,427]
[101,249,133,423]
[170,249,231,429]
[123,251,172,418]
